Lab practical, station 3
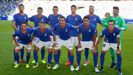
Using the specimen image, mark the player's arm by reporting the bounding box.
[12,21,17,31]
[12,32,19,46]
[78,34,81,48]
[94,30,105,50]
[116,32,121,54]
[97,16,103,27]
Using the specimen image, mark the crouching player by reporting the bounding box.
[52,16,75,71]
[12,22,34,68]
[93,20,122,75]
[76,17,99,72]
[32,22,53,69]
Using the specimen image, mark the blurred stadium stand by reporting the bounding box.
[0,0,133,24]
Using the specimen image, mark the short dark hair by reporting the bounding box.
[38,7,43,10]
[59,16,65,20]
[21,22,27,25]
[83,16,89,20]
[89,5,94,8]
[19,4,24,7]
[113,6,119,10]
[71,5,77,8]
[53,6,58,9]
[108,20,115,24]
[39,22,45,25]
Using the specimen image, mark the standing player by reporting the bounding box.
[65,5,83,66]
[32,22,53,69]
[76,17,99,72]
[52,16,75,71]
[48,6,62,62]
[29,7,49,64]
[13,22,34,68]
[12,4,28,63]
[84,5,102,66]
[94,20,122,75]
[108,6,126,68]
[102,12,114,28]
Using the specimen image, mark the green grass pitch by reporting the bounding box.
[0,20,133,75]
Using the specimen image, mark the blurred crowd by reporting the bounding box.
[0,0,23,20]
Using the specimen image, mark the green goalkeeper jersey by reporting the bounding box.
[102,16,114,27]
[112,16,127,30]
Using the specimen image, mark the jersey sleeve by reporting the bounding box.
[12,31,17,37]
[102,18,108,27]
[29,16,34,22]
[121,18,127,30]
[97,16,102,24]
[44,16,49,24]
[13,15,17,22]
[25,14,29,22]
[79,16,83,24]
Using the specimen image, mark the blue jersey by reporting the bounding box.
[53,23,74,40]
[78,23,97,41]
[100,27,120,43]
[48,14,62,28]
[34,28,52,42]
[29,15,48,27]
[13,28,34,44]
[66,14,83,36]
[13,13,28,29]
[84,15,101,29]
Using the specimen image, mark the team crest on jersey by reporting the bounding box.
[28,34,30,37]
[94,18,96,22]
[41,19,44,22]
[75,17,78,21]
[24,16,27,20]
[113,33,115,36]
[45,33,47,36]
[66,29,68,32]
[88,29,91,32]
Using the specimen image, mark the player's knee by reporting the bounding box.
[15,49,19,53]
[68,50,73,55]
[48,49,53,54]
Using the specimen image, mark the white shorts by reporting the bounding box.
[35,40,52,49]
[32,37,39,45]
[55,38,73,50]
[15,43,32,50]
[102,42,120,51]
[78,41,94,51]
[71,37,78,46]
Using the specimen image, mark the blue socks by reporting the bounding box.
[77,51,81,66]
[34,50,38,64]
[100,52,105,68]
[116,54,122,70]
[85,48,89,62]
[26,52,30,64]
[20,47,24,60]
[48,52,52,64]
[41,47,45,60]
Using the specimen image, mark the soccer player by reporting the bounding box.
[102,12,114,27]
[52,16,75,71]
[65,5,83,66]
[48,6,62,63]
[12,4,28,63]
[13,22,34,68]
[76,17,99,72]
[48,6,62,29]
[93,20,122,75]
[32,22,53,69]
[84,5,102,66]
[108,6,126,68]
[29,7,49,64]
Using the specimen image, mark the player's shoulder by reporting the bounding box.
[13,13,19,17]
[42,15,48,18]
[114,27,120,32]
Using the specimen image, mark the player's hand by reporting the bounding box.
[78,43,81,48]
[92,46,97,53]
[74,26,79,29]
[53,42,58,48]
[116,49,121,54]
[16,43,19,47]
